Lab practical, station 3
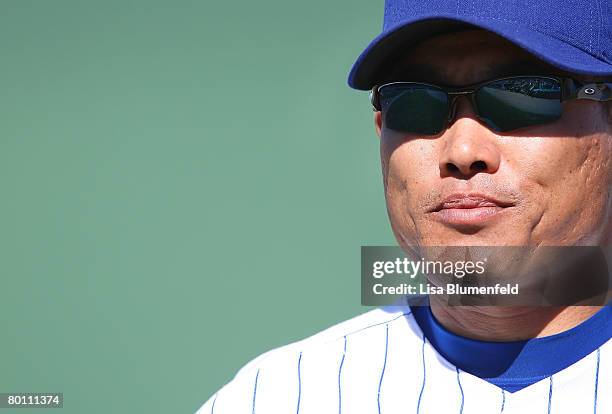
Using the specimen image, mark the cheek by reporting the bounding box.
[504,137,586,187]
[381,131,438,242]
[502,132,611,244]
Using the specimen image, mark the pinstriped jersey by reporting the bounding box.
[196,306,611,413]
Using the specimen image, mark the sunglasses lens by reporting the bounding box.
[475,77,562,132]
[379,84,449,135]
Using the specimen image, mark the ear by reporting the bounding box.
[374,111,382,138]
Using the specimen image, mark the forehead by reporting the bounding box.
[386,29,565,86]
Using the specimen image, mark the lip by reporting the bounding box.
[428,193,515,228]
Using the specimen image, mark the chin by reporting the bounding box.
[407,225,531,247]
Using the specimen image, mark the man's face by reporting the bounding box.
[376,30,612,248]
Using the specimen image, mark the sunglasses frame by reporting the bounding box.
[369,75,612,133]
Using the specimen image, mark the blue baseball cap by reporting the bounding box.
[348,0,612,90]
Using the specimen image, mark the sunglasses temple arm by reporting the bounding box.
[370,86,381,111]
[562,79,612,102]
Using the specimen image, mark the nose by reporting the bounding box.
[438,96,501,178]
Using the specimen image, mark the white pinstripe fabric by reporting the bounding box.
[196,306,611,414]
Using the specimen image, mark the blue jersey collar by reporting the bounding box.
[410,303,611,392]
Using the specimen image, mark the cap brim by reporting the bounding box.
[348,14,612,90]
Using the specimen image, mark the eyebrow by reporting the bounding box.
[487,61,559,77]
[384,60,558,86]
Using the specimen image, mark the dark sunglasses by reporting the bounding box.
[370,76,612,135]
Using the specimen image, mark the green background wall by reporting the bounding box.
[0,1,396,412]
